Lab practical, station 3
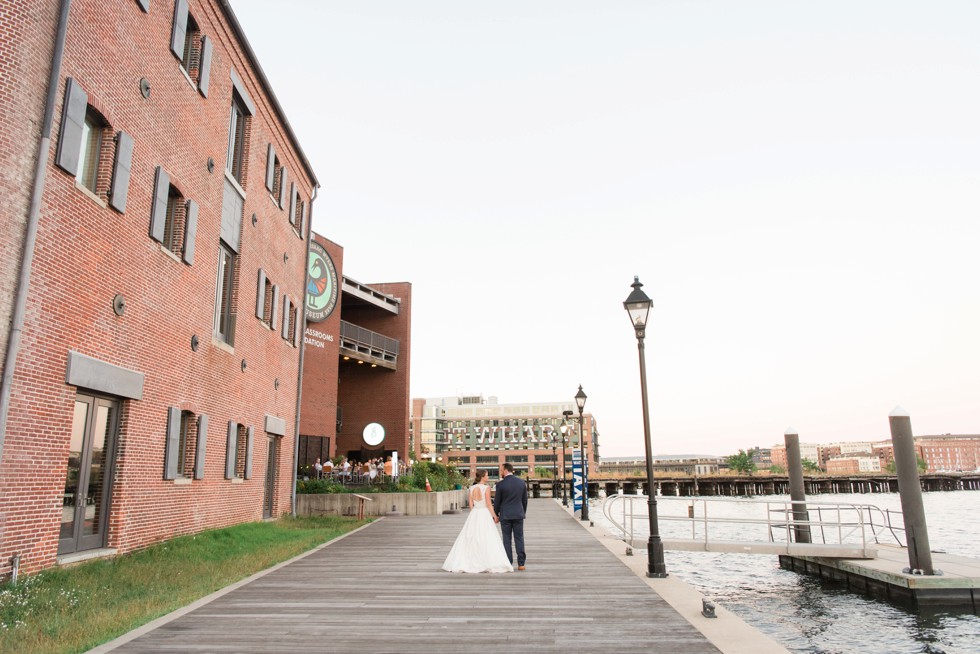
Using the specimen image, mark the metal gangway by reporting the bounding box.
[601,493,907,559]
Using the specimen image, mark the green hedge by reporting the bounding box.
[296,462,467,495]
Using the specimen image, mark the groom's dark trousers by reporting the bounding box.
[493,473,528,566]
[499,518,525,567]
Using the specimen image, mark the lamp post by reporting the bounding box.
[575,385,588,521]
[560,415,570,505]
[550,431,558,498]
[624,276,667,577]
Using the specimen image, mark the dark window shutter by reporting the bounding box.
[278,167,288,207]
[164,407,181,480]
[109,131,134,213]
[288,183,296,225]
[255,269,266,319]
[225,421,236,479]
[170,0,188,58]
[194,414,208,479]
[281,295,290,338]
[298,202,306,238]
[149,166,170,242]
[270,285,280,330]
[136,0,149,13]
[293,307,301,347]
[55,78,87,176]
[265,144,276,192]
[182,199,198,264]
[244,426,254,479]
[198,36,213,97]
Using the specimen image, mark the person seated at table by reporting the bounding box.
[384,457,393,478]
[323,458,334,477]
[368,460,378,483]
[313,457,323,479]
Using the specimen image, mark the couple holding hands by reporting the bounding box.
[442,463,527,574]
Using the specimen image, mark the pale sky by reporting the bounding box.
[231,1,980,457]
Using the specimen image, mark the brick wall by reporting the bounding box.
[336,282,412,460]
[0,0,316,578]
[0,0,58,374]
[299,235,342,453]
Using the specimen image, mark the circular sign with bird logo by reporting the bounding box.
[306,241,338,322]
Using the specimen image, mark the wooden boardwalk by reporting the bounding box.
[94,499,721,653]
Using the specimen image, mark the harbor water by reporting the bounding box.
[593,490,980,654]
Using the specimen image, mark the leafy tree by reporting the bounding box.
[726,449,757,475]
[534,466,551,478]
[885,457,927,474]
[801,458,821,473]
[406,461,466,491]
[769,464,786,474]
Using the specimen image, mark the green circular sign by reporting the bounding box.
[306,241,338,322]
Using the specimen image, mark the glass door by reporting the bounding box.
[59,394,119,554]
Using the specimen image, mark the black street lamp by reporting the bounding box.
[575,385,588,521]
[624,276,667,577]
[560,414,571,506]
[550,431,558,498]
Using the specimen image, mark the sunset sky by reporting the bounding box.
[232,0,980,456]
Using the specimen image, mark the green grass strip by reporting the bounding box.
[0,515,367,654]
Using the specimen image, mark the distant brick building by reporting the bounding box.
[0,0,317,578]
[914,435,980,473]
[825,456,881,474]
[770,435,980,473]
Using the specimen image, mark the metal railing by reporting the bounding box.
[339,320,399,363]
[602,493,906,555]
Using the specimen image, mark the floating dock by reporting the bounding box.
[780,543,980,609]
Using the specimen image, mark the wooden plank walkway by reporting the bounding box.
[95,499,721,653]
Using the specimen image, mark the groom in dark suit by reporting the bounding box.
[493,462,528,570]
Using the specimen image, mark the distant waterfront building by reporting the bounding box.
[909,435,980,473]
[840,441,874,455]
[750,446,772,468]
[826,456,882,474]
[771,435,980,473]
[770,442,820,470]
[409,395,598,479]
[599,455,722,476]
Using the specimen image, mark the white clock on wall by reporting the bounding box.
[363,422,385,447]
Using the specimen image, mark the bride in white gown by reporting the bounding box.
[442,471,513,573]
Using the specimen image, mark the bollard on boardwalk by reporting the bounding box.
[888,406,936,575]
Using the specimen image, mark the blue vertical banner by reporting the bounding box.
[572,451,583,513]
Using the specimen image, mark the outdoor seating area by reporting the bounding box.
[312,457,410,486]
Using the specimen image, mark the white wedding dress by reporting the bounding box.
[442,484,513,573]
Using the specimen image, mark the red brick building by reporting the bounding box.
[0,0,317,578]
[297,234,412,470]
[913,435,980,473]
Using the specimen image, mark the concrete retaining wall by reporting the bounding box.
[297,489,468,517]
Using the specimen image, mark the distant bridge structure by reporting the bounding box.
[525,473,980,500]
